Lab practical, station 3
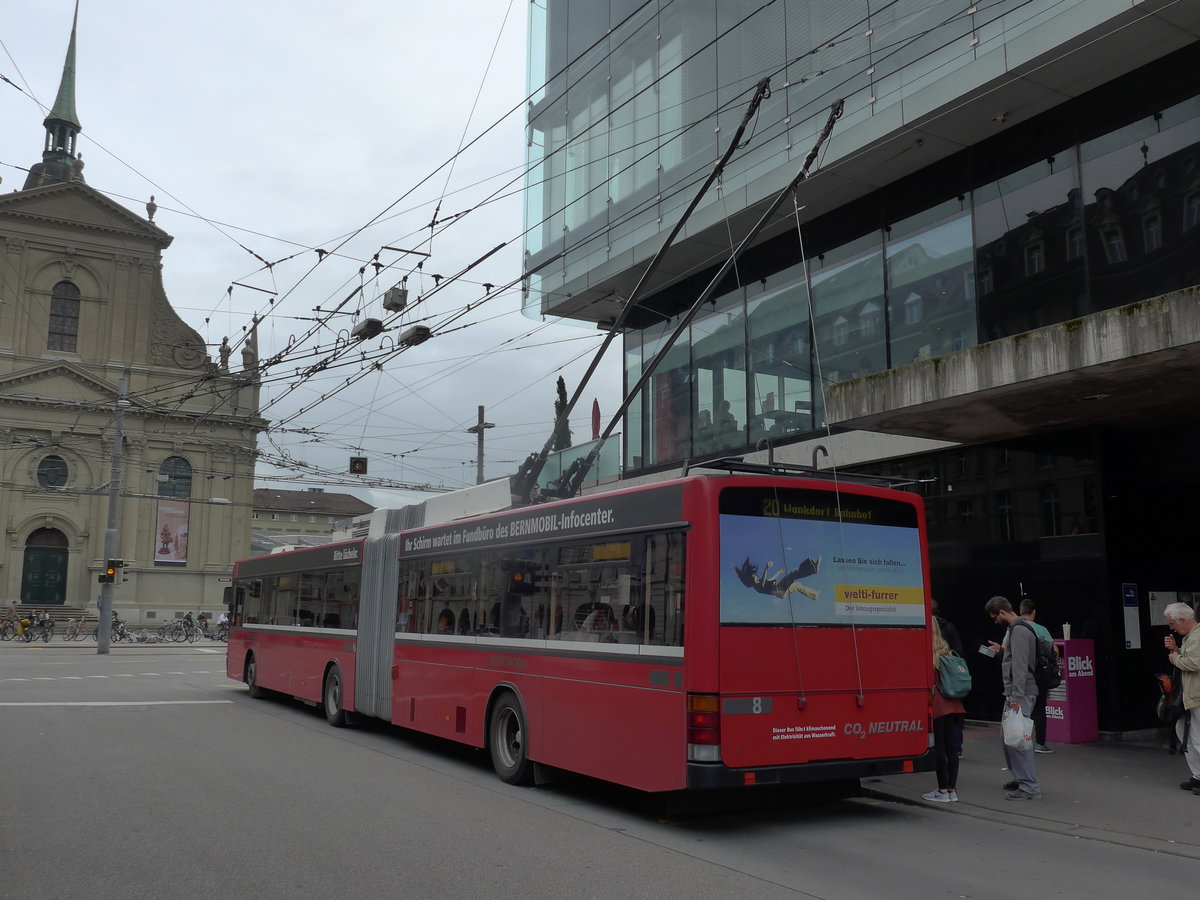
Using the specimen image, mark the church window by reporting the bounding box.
[48,281,80,352]
[37,455,69,488]
[158,457,193,499]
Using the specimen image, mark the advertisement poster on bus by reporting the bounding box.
[719,514,925,626]
[154,499,189,565]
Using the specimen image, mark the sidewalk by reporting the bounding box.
[865,722,1200,860]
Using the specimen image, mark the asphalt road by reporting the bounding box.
[1,643,1193,899]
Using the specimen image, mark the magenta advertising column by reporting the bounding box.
[1046,639,1098,743]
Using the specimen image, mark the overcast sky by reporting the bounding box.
[1,0,623,508]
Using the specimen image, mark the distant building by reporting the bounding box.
[251,488,374,538]
[0,10,264,623]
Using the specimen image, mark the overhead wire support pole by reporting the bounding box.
[516,78,774,501]
[466,405,495,485]
[555,98,846,499]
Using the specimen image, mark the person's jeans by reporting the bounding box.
[1001,694,1041,795]
[1176,707,1200,780]
[1032,685,1048,745]
[934,714,963,791]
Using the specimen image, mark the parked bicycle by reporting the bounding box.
[60,617,90,641]
[21,618,54,643]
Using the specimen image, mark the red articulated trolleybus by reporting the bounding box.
[227,463,934,793]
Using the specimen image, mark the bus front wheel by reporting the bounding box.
[245,654,266,699]
[488,691,533,786]
[323,665,347,727]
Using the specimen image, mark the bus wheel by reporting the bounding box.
[245,654,266,699]
[488,691,533,785]
[323,665,347,727]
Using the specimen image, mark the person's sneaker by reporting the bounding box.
[922,789,954,803]
[1180,779,1200,791]
[1034,744,1054,754]
[947,790,959,802]
[1003,780,1019,791]
[1005,789,1041,800]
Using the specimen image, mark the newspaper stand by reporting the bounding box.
[1045,638,1098,743]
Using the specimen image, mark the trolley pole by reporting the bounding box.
[466,405,494,485]
[97,377,127,655]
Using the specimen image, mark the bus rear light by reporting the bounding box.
[687,694,721,760]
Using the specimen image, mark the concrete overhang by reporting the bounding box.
[824,289,1200,444]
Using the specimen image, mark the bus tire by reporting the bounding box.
[245,654,266,699]
[323,665,347,727]
[488,690,533,786]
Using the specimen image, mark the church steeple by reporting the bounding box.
[23,2,86,190]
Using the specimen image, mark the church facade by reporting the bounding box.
[0,10,264,622]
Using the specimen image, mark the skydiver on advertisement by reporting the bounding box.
[733,555,821,601]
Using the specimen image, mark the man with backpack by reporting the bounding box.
[987,598,1059,753]
[1019,599,1056,753]
[985,595,1042,800]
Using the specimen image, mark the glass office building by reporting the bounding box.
[525,2,1200,730]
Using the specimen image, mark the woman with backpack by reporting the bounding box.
[924,617,967,803]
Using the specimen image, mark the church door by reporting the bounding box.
[21,528,69,606]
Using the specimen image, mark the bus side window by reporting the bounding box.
[645,533,685,646]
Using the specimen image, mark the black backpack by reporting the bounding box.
[1015,620,1062,691]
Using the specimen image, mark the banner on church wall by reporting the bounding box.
[154,499,189,565]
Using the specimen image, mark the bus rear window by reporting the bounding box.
[718,487,924,627]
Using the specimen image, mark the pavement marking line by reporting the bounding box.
[167,671,186,675]
[196,648,224,654]
[113,674,135,677]
[0,700,235,707]
[86,675,108,679]
[60,676,83,680]
[33,677,55,681]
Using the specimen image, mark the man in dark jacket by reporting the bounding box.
[985,595,1041,800]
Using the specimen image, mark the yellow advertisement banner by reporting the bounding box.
[834,585,924,618]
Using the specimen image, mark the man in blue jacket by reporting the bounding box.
[985,595,1041,800]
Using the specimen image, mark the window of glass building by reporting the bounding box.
[692,288,748,458]
[811,234,886,384]
[974,149,1084,341]
[747,262,814,443]
[885,203,975,366]
[48,281,80,352]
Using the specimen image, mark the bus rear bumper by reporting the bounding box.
[686,748,935,790]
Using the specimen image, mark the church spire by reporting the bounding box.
[23,2,86,190]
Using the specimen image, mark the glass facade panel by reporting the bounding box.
[974,148,1085,339]
[747,264,813,444]
[811,234,886,385]
[643,319,692,467]
[886,206,975,364]
[1080,98,1200,309]
[692,288,747,458]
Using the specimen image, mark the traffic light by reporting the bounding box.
[349,456,368,474]
[98,559,124,584]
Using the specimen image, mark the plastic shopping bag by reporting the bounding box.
[1002,705,1034,751]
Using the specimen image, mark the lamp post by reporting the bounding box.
[97,377,127,655]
